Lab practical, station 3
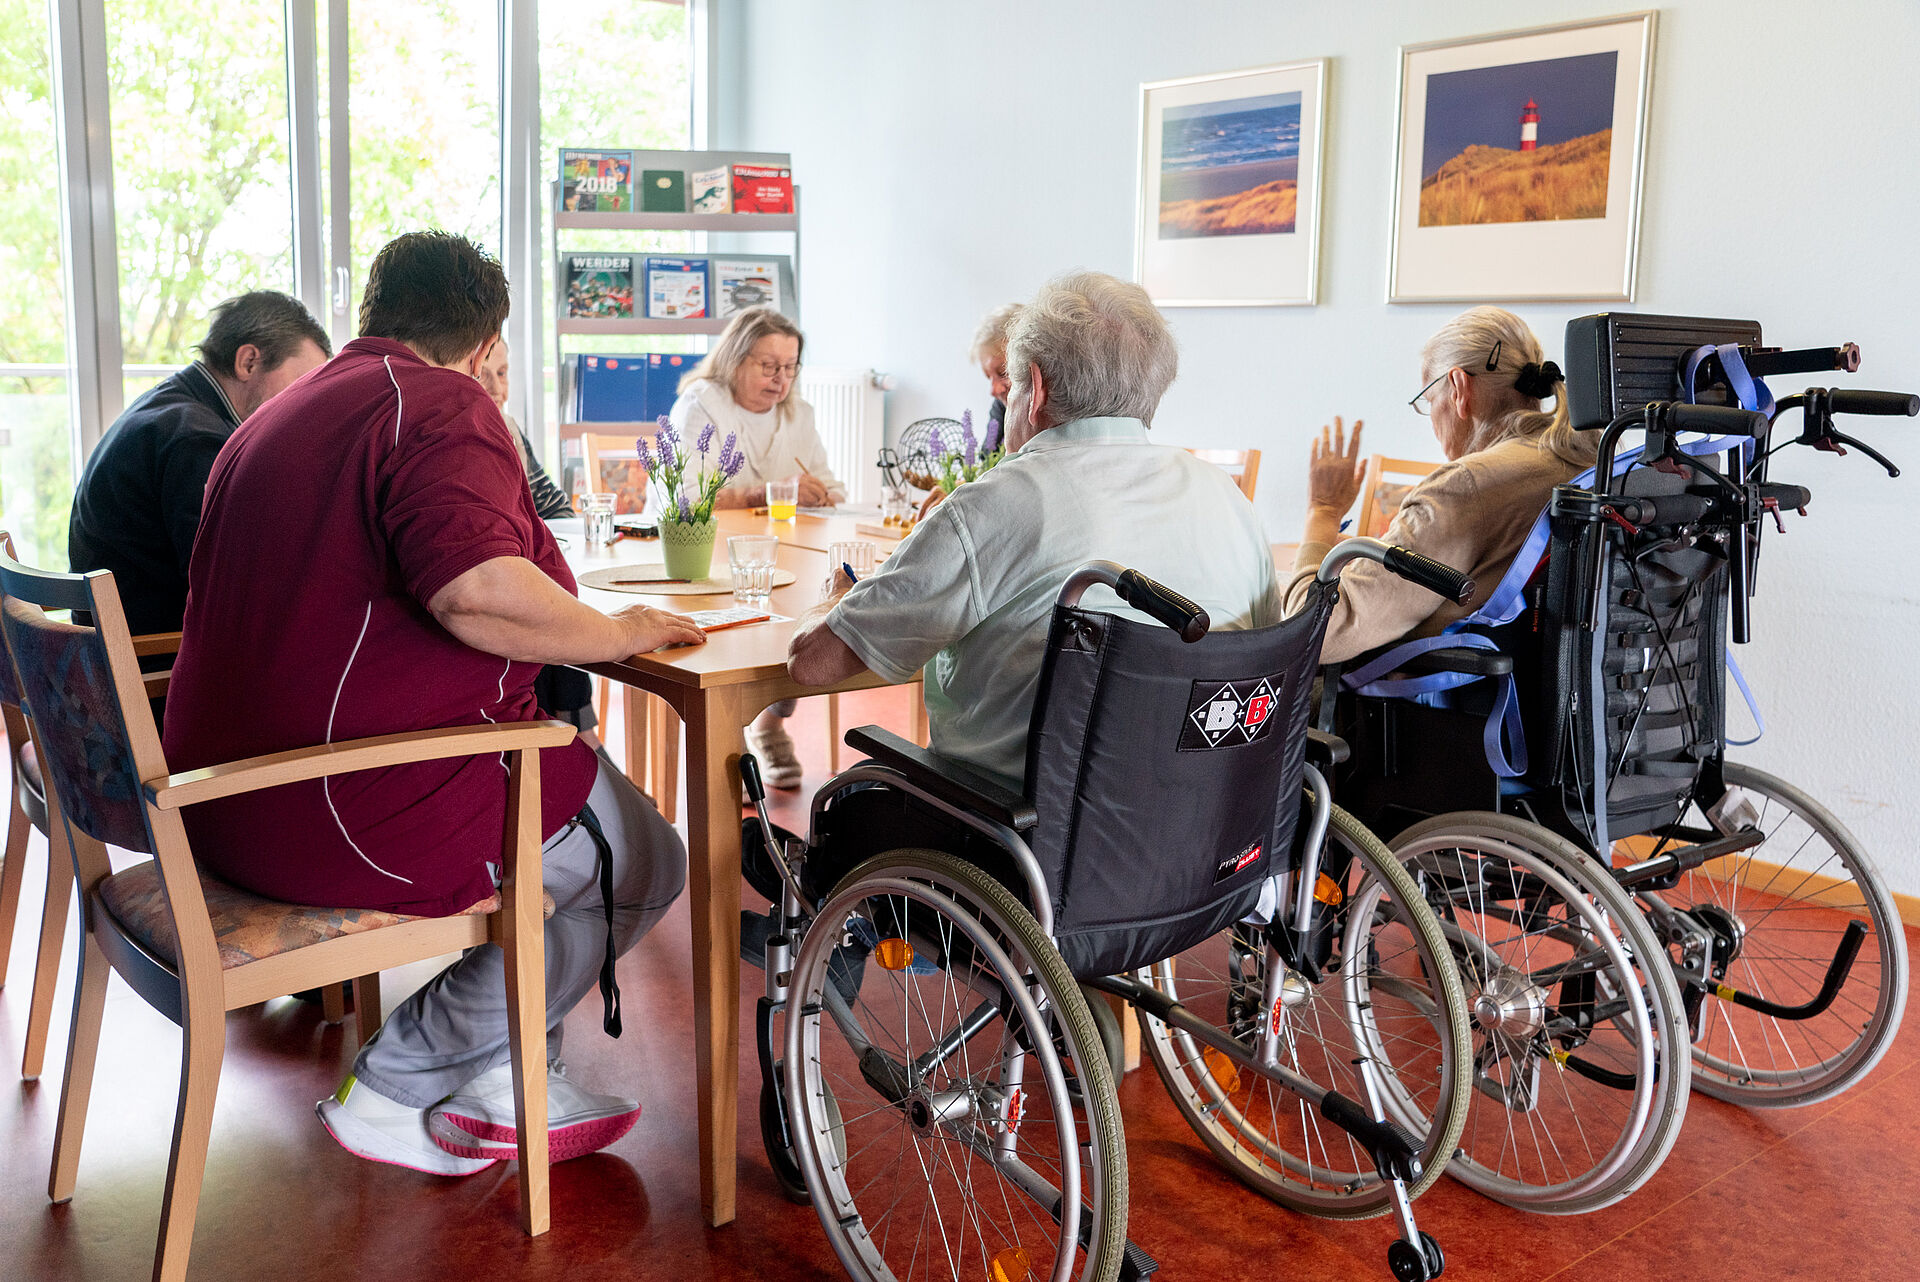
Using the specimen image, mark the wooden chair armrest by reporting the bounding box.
[132,630,183,658]
[144,720,578,810]
[142,669,171,699]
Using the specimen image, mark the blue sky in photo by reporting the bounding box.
[1420,51,1617,179]
[1162,90,1301,173]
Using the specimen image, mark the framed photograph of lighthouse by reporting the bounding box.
[1135,58,1329,307]
[1388,12,1656,302]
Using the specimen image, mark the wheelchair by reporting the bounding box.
[1325,315,1915,1214]
[740,540,1488,1282]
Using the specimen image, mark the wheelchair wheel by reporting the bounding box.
[1393,811,1691,1214]
[785,849,1127,1282]
[1139,804,1471,1219]
[1652,762,1909,1108]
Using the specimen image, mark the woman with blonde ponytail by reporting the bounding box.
[1284,306,1597,661]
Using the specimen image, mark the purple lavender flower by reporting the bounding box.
[678,492,695,523]
[656,428,676,470]
[981,414,1002,454]
[929,427,946,461]
[695,420,716,458]
[635,435,654,472]
[960,409,978,468]
[717,431,744,480]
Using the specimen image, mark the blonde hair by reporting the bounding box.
[680,306,806,419]
[1421,306,1594,466]
[968,303,1025,366]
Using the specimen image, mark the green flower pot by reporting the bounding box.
[657,516,719,581]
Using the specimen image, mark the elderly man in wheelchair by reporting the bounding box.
[736,270,1480,1282]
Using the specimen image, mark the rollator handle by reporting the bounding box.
[1667,403,1767,435]
[1116,567,1210,642]
[1382,546,1475,605]
[1828,389,1920,417]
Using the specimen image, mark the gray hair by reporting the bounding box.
[1005,272,1177,426]
[679,305,806,420]
[197,290,331,377]
[968,303,1024,365]
[1422,305,1593,466]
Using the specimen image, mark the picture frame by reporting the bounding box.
[1388,12,1656,303]
[1135,59,1328,307]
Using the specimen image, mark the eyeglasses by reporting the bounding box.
[748,358,801,379]
[1409,340,1502,415]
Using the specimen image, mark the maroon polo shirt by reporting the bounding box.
[162,337,597,917]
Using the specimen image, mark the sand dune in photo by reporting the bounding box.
[1159,178,1298,238]
[1418,128,1612,226]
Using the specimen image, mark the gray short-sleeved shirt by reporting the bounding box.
[828,416,1282,781]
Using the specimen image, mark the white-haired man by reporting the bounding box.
[750,271,1281,902]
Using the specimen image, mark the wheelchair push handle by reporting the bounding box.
[1383,546,1476,605]
[1828,389,1920,417]
[739,751,769,805]
[1668,403,1767,436]
[1058,560,1211,642]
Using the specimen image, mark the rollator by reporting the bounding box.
[1325,312,1915,1213]
[740,539,1487,1282]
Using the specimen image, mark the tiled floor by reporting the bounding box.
[3,686,1916,1280]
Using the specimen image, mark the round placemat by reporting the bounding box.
[578,564,798,596]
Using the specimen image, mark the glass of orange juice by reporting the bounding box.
[766,478,799,521]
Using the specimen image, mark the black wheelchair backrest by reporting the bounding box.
[1020,581,1337,978]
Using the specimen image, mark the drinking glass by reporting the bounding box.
[580,491,617,548]
[766,478,799,521]
[727,534,779,607]
[828,539,877,582]
[880,483,914,531]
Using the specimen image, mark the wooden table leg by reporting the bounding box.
[1109,992,1141,1073]
[622,685,648,794]
[682,686,750,1228]
[648,695,680,824]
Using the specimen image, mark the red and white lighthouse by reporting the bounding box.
[1520,99,1539,151]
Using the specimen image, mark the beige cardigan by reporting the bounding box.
[1286,434,1591,663]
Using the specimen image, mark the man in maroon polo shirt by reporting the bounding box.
[164,231,706,1175]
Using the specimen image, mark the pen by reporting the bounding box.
[841,561,859,584]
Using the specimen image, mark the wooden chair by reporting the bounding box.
[578,433,681,818]
[0,550,562,1282]
[1188,447,1262,500]
[1356,454,1444,538]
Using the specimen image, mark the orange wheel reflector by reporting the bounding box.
[874,937,916,971]
[989,1246,1032,1282]
[1202,1045,1242,1095]
[1313,872,1344,906]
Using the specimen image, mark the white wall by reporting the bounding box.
[720,0,1920,893]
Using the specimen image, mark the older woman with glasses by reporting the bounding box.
[668,306,846,784]
[668,305,847,512]
[1284,305,1595,662]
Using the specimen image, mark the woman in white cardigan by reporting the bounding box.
[668,307,846,511]
[668,307,845,785]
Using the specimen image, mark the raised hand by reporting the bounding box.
[1307,416,1366,517]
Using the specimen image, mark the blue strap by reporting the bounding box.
[1683,343,1776,418]
[1725,651,1766,746]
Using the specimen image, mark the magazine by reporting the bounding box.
[729,163,794,214]
[564,254,635,319]
[690,164,730,214]
[559,148,634,212]
[645,256,709,319]
[712,258,785,318]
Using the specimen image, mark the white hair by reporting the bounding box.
[1005,271,1177,426]
[968,303,1025,365]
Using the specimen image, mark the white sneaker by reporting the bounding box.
[427,1059,640,1163]
[317,1074,498,1177]
[747,724,804,789]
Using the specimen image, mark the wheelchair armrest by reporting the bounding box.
[1393,647,1514,678]
[1305,728,1350,768]
[842,726,1038,832]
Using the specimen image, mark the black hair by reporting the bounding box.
[358,231,511,366]
[195,290,331,378]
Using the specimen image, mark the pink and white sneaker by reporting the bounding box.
[427,1059,640,1162]
[317,1074,498,1177]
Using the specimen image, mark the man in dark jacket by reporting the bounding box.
[68,290,330,634]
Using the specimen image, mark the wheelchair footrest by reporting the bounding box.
[1320,1090,1423,1185]
[1050,1196,1160,1279]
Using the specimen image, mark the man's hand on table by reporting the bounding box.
[613,601,709,654]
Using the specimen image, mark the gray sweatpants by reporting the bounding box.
[353,750,685,1107]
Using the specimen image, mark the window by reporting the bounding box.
[0,0,73,565]
[106,0,295,406]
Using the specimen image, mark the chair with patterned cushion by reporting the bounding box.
[0,548,564,1282]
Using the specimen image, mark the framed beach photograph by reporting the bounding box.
[1135,59,1328,307]
[1388,12,1656,302]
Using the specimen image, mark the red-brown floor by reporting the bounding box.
[3,686,1917,1280]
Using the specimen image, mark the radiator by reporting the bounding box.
[797,367,886,505]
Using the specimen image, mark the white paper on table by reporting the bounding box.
[798,504,881,518]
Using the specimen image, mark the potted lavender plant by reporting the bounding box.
[930,408,1004,494]
[638,415,744,580]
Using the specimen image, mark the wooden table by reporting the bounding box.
[560,511,916,1228]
